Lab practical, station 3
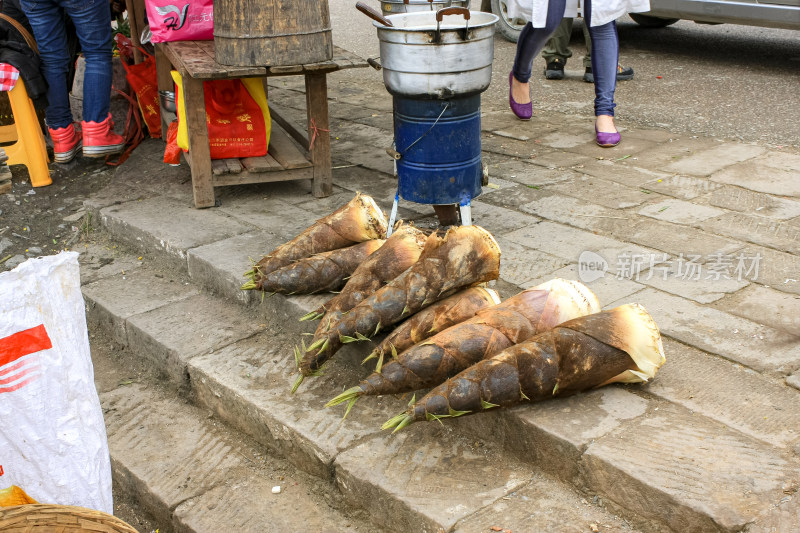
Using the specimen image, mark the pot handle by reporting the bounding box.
[356,1,394,26]
[435,6,470,41]
[436,6,470,21]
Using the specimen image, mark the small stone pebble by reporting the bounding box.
[271,486,281,494]
[6,254,26,268]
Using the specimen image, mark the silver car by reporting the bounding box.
[489,0,800,42]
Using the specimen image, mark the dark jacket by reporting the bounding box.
[0,0,47,103]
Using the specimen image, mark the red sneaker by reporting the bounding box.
[48,124,82,163]
[81,114,125,157]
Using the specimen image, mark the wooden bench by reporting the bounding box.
[154,40,367,208]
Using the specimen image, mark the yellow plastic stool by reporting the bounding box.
[0,77,51,187]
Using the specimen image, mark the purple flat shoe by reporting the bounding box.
[595,125,621,147]
[509,72,532,120]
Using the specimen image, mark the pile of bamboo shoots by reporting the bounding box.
[243,193,666,431]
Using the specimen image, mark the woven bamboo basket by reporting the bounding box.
[0,504,139,532]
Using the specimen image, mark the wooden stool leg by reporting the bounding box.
[305,72,331,198]
[6,81,51,187]
[182,75,215,208]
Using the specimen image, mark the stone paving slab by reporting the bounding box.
[637,264,749,304]
[482,132,541,158]
[101,382,367,533]
[494,235,569,288]
[610,288,800,375]
[625,136,722,174]
[83,266,199,345]
[504,220,660,277]
[529,150,594,171]
[735,245,800,296]
[214,191,319,241]
[469,201,541,236]
[459,388,650,486]
[103,384,246,528]
[665,142,765,176]
[702,212,800,254]
[647,338,800,449]
[582,403,800,533]
[124,293,264,383]
[637,173,722,200]
[483,156,579,188]
[188,330,397,481]
[334,425,536,533]
[551,174,657,210]
[710,152,800,198]
[334,121,396,152]
[579,160,673,190]
[707,185,800,220]
[517,190,634,231]
[98,196,254,271]
[478,182,548,210]
[187,230,280,307]
[624,218,745,262]
[453,472,642,533]
[713,284,800,337]
[638,198,725,225]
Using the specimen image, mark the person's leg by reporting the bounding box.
[583,17,634,83]
[62,0,112,123]
[542,17,574,79]
[19,0,72,129]
[63,0,123,155]
[581,20,592,69]
[511,0,568,105]
[584,0,618,126]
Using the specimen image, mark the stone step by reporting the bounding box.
[81,250,638,532]
[82,143,800,532]
[90,330,375,533]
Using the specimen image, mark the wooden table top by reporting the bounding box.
[163,41,368,80]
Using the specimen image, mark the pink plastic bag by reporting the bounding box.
[144,0,213,43]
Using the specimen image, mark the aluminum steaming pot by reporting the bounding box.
[375,8,498,99]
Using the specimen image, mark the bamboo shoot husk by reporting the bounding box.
[294,225,501,391]
[384,303,665,431]
[247,193,387,289]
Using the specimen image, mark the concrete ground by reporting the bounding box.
[67,54,800,533]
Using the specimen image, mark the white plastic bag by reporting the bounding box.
[0,252,112,513]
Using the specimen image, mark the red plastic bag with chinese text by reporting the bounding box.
[121,50,162,138]
[172,71,270,160]
[163,120,181,165]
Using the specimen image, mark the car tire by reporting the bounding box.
[629,13,680,27]
[490,0,525,42]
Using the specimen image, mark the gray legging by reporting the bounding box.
[512,0,620,116]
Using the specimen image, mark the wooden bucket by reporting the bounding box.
[213,0,334,67]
